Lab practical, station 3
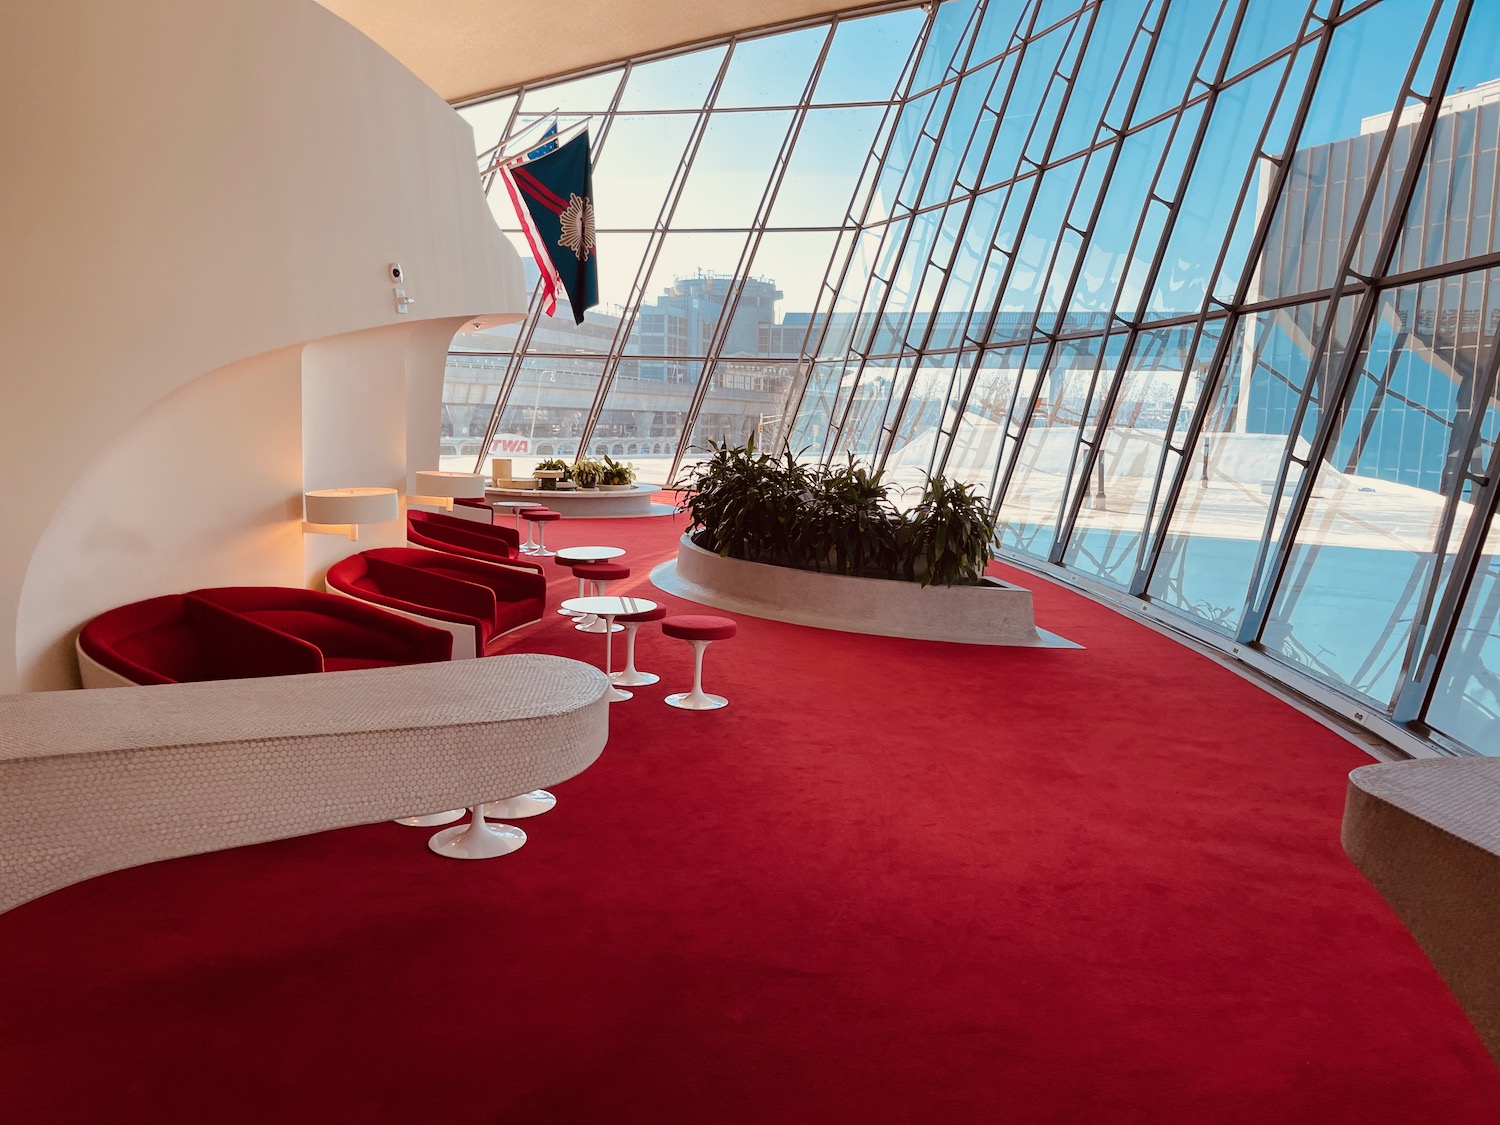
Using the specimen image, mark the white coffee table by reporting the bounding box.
[560,595,658,701]
[555,546,627,624]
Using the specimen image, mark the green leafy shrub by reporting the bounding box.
[902,476,999,587]
[571,457,605,487]
[675,439,996,586]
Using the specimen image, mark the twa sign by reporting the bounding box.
[488,434,532,455]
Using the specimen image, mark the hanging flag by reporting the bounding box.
[499,129,598,325]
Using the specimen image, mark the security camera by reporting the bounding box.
[388,262,404,283]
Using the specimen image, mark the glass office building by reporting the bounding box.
[446,0,1500,759]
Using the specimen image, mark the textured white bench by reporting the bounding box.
[0,654,609,913]
[1343,758,1500,1065]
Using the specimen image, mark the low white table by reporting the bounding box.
[561,596,657,702]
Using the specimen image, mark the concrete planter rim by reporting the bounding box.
[653,533,1074,648]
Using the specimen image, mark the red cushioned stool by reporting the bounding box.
[661,614,737,710]
[572,561,631,634]
[521,508,561,557]
[614,603,667,687]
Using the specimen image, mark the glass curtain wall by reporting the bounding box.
[452,0,1500,759]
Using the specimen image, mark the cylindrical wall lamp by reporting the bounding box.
[302,487,399,540]
[409,470,487,511]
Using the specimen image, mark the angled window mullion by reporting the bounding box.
[1051,0,1254,555]
[786,10,935,458]
[570,48,737,459]
[1127,0,1341,596]
[1394,317,1500,724]
[1235,0,1472,646]
[468,76,632,470]
[667,34,832,483]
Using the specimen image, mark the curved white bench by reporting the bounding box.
[1343,758,1500,1064]
[0,654,609,913]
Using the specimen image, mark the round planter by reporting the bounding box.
[598,484,635,492]
[653,534,1051,646]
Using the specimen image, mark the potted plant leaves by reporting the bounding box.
[599,455,637,491]
[534,457,570,490]
[571,456,605,489]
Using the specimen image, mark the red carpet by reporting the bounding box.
[1,505,1496,1123]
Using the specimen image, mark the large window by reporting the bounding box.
[452,0,1500,759]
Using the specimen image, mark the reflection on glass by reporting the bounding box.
[671,112,795,228]
[592,360,704,485]
[616,46,726,112]
[768,107,887,227]
[813,10,924,104]
[717,27,826,108]
[623,232,754,355]
[1262,271,1499,703]
[1428,517,1500,754]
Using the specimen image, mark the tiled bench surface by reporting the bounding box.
[0,655,609,913]
[1343,757,1500,1064]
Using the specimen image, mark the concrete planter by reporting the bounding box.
[654,534,1055,646]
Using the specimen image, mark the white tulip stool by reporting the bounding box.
[521,508,561,557]
[497,501,543,554]
[614,603,666,687]
[428,805,526,860]
[571,562,631,634]
[661,615,737,710]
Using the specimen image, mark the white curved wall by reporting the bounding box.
[0,0,526,690]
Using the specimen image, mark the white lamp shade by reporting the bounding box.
[413,470,487,499]
[304,487,399,525]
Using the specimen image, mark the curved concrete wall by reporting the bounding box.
[0,0,526,690]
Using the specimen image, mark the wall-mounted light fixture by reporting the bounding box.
[408,470,487,512]
[302,487,399,540]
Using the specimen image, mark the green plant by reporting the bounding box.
[674,435,812,565]
[535,457,570,477]
[571,456,605,487]
[675,441,997,587]
[600,455,636,486]
[902,476,998,587]
[796,455,901,577]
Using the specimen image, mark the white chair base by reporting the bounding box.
[394,809,466,827]
[664,638,728,710]
[481,789,556,819]
[612,622,658,686]
[665,689,728,710]
[428,808,527,859]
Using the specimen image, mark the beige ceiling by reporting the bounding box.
[316,0,897,105]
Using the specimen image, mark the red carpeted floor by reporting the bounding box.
[1,506,1496,1123]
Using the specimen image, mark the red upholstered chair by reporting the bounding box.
[76,588,452,687]
[522,508,561,557]
[406,508,541,573]
[190,587,453,671]
[325,547,546,659]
